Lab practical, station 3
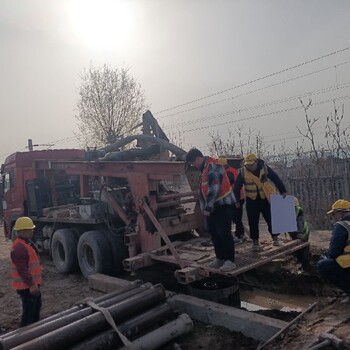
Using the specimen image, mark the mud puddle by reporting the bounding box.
[240,289,323,312]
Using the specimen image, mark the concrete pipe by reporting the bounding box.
[119,314,193,350]
[1,283,152,350]
[71,302,175,350]
[11,284,166,350]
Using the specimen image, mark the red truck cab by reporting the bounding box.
[1,149,84,238]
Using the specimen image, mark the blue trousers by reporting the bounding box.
[317,258,350,295]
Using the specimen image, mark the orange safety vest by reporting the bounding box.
[200,157,232,202]
[11,238,43,290]
[225,166,245,200]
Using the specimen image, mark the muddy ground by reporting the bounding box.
[0,224,349,349]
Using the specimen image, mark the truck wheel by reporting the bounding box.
[51,229,79,273]
[78,231,112,278]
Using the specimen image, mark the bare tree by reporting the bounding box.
[207,125,268,158]
[76,64,148,147]
[207,129,239,157]
[297,98,322,160]
[325,102,350,158]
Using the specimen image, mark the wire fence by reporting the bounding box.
[272,157,350,229]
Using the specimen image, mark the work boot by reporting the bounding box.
[252,240,260,251]
[340,295,350,304]
[220,260,236,272]
[208,259,225,268]
[272,236,281,246]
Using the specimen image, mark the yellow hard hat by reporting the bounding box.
[244,153,257,165]
[14,217,36,231]
[327,199,350,215]
[217,158,227,166]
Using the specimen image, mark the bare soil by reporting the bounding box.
[1,224,349,350]
[0,225,102,333]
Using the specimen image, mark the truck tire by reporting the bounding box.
[51,229,79,273]
[78,231,112,278]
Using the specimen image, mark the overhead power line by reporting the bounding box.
[159,60,350,121]
[183,95,350,133]
[164,81,350,129]
[156,46,350,115]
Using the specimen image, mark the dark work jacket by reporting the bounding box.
[328,213,350,259]
[233,159,287,201]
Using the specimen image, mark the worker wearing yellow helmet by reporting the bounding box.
[233,153,287,250]
[11,217,43,326]
[317,199,350,303]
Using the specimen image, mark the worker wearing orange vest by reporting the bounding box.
[186,148,237,272]
[318,200,350,303]
[218,158,245,243]
[11,217,42,327]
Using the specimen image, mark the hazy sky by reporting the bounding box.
[1,0,350,163]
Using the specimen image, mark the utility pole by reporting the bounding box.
[28,139,33,151]
[27,139,54,151]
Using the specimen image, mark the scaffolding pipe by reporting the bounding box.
[119,314,193,350]
[156,197,197,208]
[70,303,174,350]
[158,191,197,201]
[0,283,152,350]
[11,284,166,350]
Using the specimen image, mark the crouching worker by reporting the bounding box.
[317,200,350,303]
[186,148,237,272]
[289,197,311,271]
[11,217,42,326]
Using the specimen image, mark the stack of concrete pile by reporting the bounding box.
[0,281,193,350]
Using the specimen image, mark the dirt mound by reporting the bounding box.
[265,299,350,349]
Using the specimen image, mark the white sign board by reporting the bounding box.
[270,195,297,234]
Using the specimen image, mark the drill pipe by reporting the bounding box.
[11,284,166,350]
[119,313,193,350]
[0,280,144,340]
[0,283,152,350]
[70,302,174,350]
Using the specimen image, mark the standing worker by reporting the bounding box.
[11,217,42,327]
[218,157,245,243]
[233,154,287,250]
[186,148,237,271]
[317,199,350,303]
